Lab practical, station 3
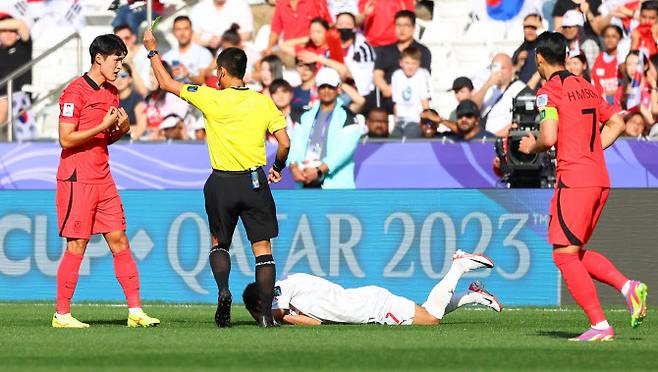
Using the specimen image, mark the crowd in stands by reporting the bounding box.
[4,0,658,143]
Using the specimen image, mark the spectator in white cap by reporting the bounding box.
[287,67,365,189]
[559,9,600,68]
[157,115,187,141]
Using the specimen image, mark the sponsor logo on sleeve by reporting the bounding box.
[536,94,548,108]
[187,85,199,92]
[62,103,75,117]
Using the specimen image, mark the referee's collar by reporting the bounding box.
[230,86,249,90]
[83,73,101,90]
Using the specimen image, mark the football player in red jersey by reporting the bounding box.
[52,34,159,328]
[519,32,648,341]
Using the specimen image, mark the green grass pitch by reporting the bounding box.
[2,303,656,371]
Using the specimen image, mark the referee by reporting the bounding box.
[144,30,290,328]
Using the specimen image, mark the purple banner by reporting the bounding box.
[1,140,657,189]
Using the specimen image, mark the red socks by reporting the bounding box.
[113,249,141,309]
[56,250,84,314]
[579,250,628,292]
[553,251,606,325]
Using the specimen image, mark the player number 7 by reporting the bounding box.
[581,108,597,152]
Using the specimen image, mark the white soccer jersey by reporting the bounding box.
[273,273,416,325]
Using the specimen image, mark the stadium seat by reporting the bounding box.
[420,21,465,46]
[464,21,508,42]
[434,0,472,21]
[492,40,521,58]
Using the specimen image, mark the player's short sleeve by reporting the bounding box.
[179,84,218,115]
[267,97,287,134]
[271,283,291,310]
[596,94,616,123]
[536,84,559,123]
[59,84,84,126]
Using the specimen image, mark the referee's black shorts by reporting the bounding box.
[203,168,278,247]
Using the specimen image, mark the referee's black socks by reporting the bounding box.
[255,254,276,315]
[209,246,231,294]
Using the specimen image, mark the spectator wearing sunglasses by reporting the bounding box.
[512,14,542,83]
[442,100,494,142]
[116,63,147,140]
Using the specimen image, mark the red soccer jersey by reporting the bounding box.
[591,52,619,99]
[270,0,331,41]
[537,70,617,188]
[57,74,119,184]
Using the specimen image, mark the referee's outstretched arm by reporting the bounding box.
[144,30,184,97]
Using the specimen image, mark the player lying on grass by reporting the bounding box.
[242,250,501,325]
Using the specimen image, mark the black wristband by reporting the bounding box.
[273,160,286,172]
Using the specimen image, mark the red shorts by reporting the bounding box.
[548,187,609,247]
[56,181,126,239]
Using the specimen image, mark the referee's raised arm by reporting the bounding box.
[143,29,183,96]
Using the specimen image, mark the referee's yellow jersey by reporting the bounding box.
[180,84,286,171]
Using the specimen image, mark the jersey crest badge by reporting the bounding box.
[536,94,548,108]
[62,103,75,117]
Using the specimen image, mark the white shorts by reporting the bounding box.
[359,286,416,326]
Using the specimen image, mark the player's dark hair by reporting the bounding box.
[603,25,623,38]
[242,282,259,314]
[112,23,133,35]
[221,23,241,47]
[216,47,247,79]
[395,10,416,25]
[173,15,192,27]
[89,34,128,64]
[336,12,356,26]
[535,31,567,66]
[641,0,658,14]
[269,78,292,94]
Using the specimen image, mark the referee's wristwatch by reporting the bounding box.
[147,50,159,59]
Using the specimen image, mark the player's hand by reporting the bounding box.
[117,107,130,133]
[268,167,282,183]
[101,106,119,131]
[143,29,158,51]
[519,131,536,154]
[302,167,319,184]
[290,163,306,182]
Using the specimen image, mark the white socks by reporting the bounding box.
[129,307,143,315]
[621,280,631,297]
[443,291,475,315]
[592,320,610,330]
[422,262,465,319]
[55,312,71,319]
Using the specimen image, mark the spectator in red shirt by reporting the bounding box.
[358,0,414,47]
[591,25,623,104]
[615,50,656,111]
[264,0,331,56]
[631,1,658,57]
[286,17,348,76]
